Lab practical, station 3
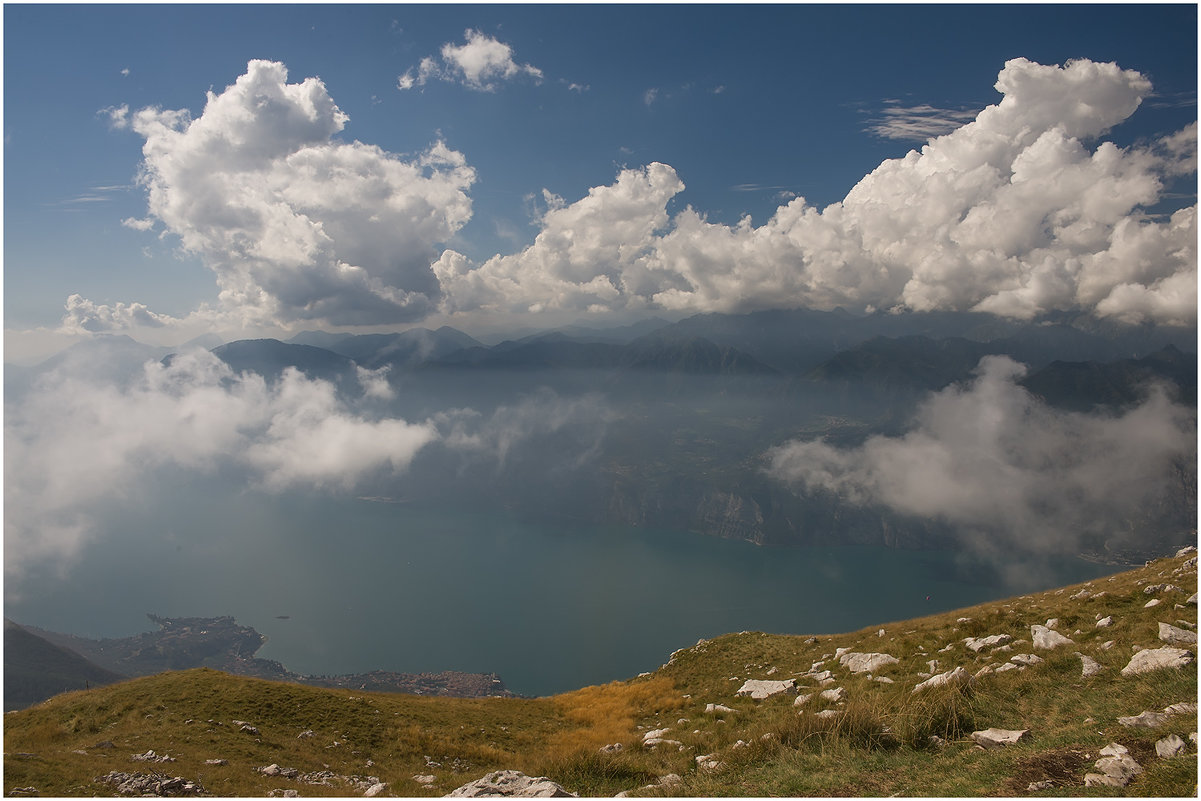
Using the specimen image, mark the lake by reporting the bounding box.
[4,476,1119,697]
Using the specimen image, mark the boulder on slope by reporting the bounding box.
[446,770,577,797]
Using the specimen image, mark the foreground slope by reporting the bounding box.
[4,549,1196,797]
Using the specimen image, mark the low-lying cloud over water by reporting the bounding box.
[767,356,1195,559]
[3,351,615,580]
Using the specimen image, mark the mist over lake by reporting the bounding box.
[5,471,1118,697]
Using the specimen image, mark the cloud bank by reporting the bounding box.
[91,57,1194,339]
[3,350,437,575]
[4,350,613,578]
[766,356,1195,554]
[441,58,1196,326]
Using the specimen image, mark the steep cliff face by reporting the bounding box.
[692,491,766,544]
[599,471,956,551]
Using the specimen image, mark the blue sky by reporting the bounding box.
[3,3,1197,359]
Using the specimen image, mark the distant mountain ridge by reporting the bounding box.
[3,619,125,711]
[10,615,515,711]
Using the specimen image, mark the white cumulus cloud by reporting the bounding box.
[398,29,543,92]
[127,59,475,329]
[437,58,1196,326]
[61,292,173,333]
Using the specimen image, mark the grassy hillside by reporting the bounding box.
[4,549,1196,797]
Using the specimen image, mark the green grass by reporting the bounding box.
[5,549,1196,797]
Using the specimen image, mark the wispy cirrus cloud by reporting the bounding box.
[864,100,982,141]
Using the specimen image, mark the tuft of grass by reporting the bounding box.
[891,680,978,748]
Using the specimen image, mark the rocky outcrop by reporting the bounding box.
[970,728,1029,749]
[1156,734,1187,757]
[736,679,795,699]
[838,652,899,674]
[446,770,577,797]
[912,666,973,694]
[1084,743,1143,788]
[1157,622,1197,645]
[97,771,205,797]
[964,634,1012,653]
[1030,624,1074,650]
[1120,646,1194,676]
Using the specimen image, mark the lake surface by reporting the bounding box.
[5,478,1119,697]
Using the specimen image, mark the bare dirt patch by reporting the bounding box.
[1004,745,1091,794]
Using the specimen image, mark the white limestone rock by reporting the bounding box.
[1030,624,1074,650]
[963,634,1012,653]
[1077,653,1104,678]
[1009,654,1043,667]
[736,678,796,700]
[814,709,839,719]
[1095,616,1114,628]
[1085,750,1143,788]
[1118,710,1171,728]
[1156,734,1187,758]
[792,693,812,707]
[704,703,735,714]
[970,728,1029,749]
[641,728,670,744]
[819,687,847,703]
[694,754,723,771]
[1158,622,1198,646]
[1120,646,1195,676]
[838,652,899,674]
[1163,701,1197,716]
[912,666,973,694]
[446,770,577,798]
[1145,598,1162,608]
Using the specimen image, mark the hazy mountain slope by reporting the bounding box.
[24,616,513,701]
[3,619,125,711]
[1021,345,1197,411]
[208,339,356,382]
[292,327,484,368]
[805,335,995,391]
[3,549,1195,797]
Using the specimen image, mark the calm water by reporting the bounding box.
[6,479,1118,696]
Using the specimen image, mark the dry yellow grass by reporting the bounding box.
[550,675,686,757]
